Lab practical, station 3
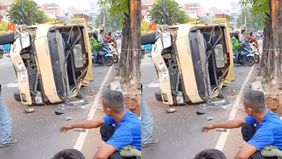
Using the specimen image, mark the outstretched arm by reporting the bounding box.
[60,117,105,133]
[202,118,246,133]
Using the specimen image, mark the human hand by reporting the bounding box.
[60,124,73,133]
[201,124,215,133]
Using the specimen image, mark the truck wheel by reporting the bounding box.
[14,92,21,101]
[155,92,162,101]
[141,32,157,45]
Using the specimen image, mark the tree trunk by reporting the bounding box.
[118,0,141,116]
[261,0,282,87]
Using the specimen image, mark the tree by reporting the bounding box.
[241,0,282,91]
[148,0,188,25]
[7,0,47,25]
[99,0,141,115]
[237,6,265,31]
[95,7,123,31]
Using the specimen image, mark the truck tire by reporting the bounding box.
[155,91,162,101]
[14,92,21,101]
[0,32,16,45]
[141,32,157,45]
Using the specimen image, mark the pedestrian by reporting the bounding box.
[0,84,17,148]
[141,84,159,148]
[194,149,227,159]
[202,90,282,159]
[60,90,141,159]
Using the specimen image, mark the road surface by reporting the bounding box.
[141,55,252,159]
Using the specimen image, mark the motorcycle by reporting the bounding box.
[249,41,260,63]
[108,42,119,63]
[92,43,114,66]
[234,43,255,66]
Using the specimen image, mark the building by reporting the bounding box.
[208,7,231,21]
[183,3,205,19]
[141,0,155,21]
[0,0,13,22]
[42,3,64,19]
[66,7,89,22]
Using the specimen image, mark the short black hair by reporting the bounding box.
[244,90,266,113]
[52,149,85,159]
[241,29,246,34]
[194,149,227,159]
[103,90,124,113]
[100,30,104,34]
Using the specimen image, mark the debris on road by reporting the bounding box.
[166,108,176,113]
[74,128,86,132]
[24,108,35,113]
[65,116,73,121]
[110,80,122,92]
[196,110,206,115]
[68,99,88,106]
[205,116,214,121]
[216,129,227,132]
[251,76,264,92]
[55,111,64,115]
[87,90,95,96]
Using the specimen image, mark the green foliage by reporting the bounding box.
[95,7,123,31]
[148,0,188,25]
[7,0,47,25]
[239,0,270,30]
[98,0,128,29]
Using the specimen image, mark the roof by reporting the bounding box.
[142,0,155,5]
[67,7,83,15]
[209,7,230,16]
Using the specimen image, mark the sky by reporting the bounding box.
[34,0,95,11]
[175,0,240,10]
[33,0,240,12]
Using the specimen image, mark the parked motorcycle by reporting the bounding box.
[92,43,114,66]
[249,41,260,63]
[234,43,255,66]
[108,42,119,63]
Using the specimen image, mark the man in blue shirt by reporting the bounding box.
[202,90,282,159]
[60,90,141,159]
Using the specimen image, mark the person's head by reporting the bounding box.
[241,29,246,35]
[108,32,112,36]
[102,90,125,116]
[243,90,266,116]
[194,149,227,159]
[250,32,253,36]
[100,29,104,35]
[52,149,85,159]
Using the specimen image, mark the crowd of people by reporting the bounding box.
[231,29,260,66]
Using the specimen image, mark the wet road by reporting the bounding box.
[141,55,252,159]
[0,55,110,159]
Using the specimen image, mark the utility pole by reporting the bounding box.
[162,0,166,24]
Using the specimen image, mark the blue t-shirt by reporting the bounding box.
[103,111,141,151]
[244,110,282,150]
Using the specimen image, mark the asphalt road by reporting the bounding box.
[0,55,110,158]
[141,55,252,159]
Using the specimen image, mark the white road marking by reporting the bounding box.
[74,65,114,151]
[215,65,255,150]
[5,80,18,88]
[146,80,160,88]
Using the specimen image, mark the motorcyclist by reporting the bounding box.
[97,29,110,62]
[91,31,99,64]
[105,32,117,48]
[232,32,241,66]
[239,30,252,62]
